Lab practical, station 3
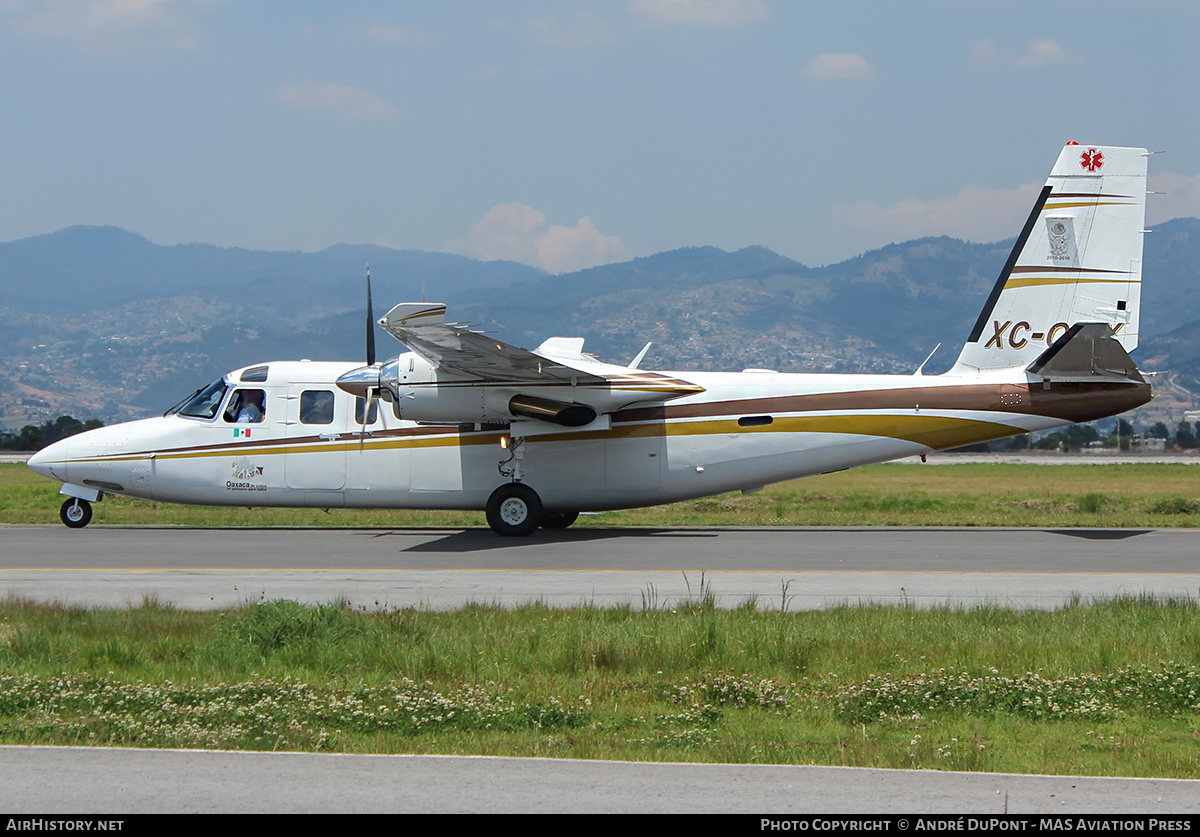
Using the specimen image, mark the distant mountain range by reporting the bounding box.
[3,219,1200,429]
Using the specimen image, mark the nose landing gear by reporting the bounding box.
[60,497,93,529]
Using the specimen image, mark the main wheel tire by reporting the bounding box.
[541,510,579,529]
[485,484,543,537]
[60,498,93,529]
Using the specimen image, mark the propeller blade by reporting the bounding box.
[366,265,376,367]
[359,387,376,454]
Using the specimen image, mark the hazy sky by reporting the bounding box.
[2,0,1198,272]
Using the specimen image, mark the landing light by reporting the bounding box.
[500,436,508,450]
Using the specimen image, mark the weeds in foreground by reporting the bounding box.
[3,596,1200,775]
[0,673,586,750]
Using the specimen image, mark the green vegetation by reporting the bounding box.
[0,415,102,451]
[2,595,1200,777]
[5,461,1200,528]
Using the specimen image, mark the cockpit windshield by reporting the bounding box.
[176,378,229,419]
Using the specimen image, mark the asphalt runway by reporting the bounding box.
[2,745,1198,814]
[2,524,1199,610]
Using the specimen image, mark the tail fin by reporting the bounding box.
[952,144,1148,373]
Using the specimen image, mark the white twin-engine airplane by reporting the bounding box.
[29,143,1154,535]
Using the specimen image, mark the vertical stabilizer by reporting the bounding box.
[953,144,1147,373]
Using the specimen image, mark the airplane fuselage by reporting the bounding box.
[28,358,1150,516]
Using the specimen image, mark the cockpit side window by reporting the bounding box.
[224,389,267,424]
[178,379,228,419]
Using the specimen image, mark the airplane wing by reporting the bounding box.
[378,302,610,385]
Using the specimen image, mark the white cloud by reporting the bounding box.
[833,170,1200,246]
[628,0,768,27]
[974,38,1076,68]
[833,181,1045,244]
[528,11,613,46]
[342,21,439,45]
[1147,171,1200,225]
[446,202,632,273]
[0,0,210,54]
[800,53,875,81]
[276,82,399,122]
[1016,38,1070,67]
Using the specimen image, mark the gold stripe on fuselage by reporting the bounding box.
[1003,276,1138,289]
[53,409,1023,467]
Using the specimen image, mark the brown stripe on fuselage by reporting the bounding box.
[68,421,478,463]
[1041,191,1132,197]
[73,381,1150,465]
[1008,266,1129,275]
[612,381,1151,426]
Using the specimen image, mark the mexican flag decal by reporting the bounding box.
[234,428,251,438]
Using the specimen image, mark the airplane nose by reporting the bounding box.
[26,439,66,481]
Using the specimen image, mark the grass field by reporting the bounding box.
[2,595,1200,777]
[4,461,1200,528]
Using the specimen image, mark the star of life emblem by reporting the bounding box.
[1080,148,1104,172]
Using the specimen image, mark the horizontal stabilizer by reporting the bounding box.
[1026,322,1145,384]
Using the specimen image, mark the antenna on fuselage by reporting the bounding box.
[628,342,653,370]
[914,343,941,376]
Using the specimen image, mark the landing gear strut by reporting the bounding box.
[60,497,93,529]
[486,483,543,537]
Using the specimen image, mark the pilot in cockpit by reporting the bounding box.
[227,390,266,423]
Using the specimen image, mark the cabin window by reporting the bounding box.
[223,389,266,424]
[300,390,335,425]
[354,394,379,425]
[178,379,228,419]
[738,415,774,427]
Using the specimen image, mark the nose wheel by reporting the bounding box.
[485,484,543,537]
[60,498,93,529]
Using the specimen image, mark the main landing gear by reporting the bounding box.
[60,497,93,529]
[486,484,542,536]
[489,433,577,536]
[484,484,579,536]
[542,510,579,529]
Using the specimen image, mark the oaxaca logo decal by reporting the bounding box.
[227,458,266,491]
[1080,148,1104,172]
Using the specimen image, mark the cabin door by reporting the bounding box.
[283,386,347,491]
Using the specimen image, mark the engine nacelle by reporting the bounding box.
[507,395,597,427]
[376,355,602,427]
